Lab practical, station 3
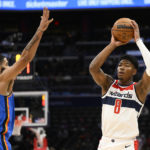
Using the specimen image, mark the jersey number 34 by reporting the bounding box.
[114,99,122,114]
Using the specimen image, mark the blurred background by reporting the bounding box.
[1,0,150,150]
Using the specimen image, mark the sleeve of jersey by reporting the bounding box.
[136,39,150,76]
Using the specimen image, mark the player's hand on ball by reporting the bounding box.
[38,7,53,32]
[111,33,128,47]
[130,20,140,42]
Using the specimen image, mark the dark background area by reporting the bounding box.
[1,7,150,150]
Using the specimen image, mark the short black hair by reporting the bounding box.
[119,55,138,70]
[0,54,5,65]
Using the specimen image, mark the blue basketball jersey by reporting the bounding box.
[0,94,15,150]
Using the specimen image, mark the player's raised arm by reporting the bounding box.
[131,20,150,103]
[0,7,53,81]
[89,35,127,95]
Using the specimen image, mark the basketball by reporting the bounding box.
[112,18,134,43]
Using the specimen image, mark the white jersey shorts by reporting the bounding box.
[98,136,138,150]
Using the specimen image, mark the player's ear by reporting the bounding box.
[132,68,137,76]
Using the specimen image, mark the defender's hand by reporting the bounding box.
[38,7,53,32]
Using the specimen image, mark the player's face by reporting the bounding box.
[2,58,9,67]
[117,59,136,81]
[0,58,9,72]
[0,57,9,73]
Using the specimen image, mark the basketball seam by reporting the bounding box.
[112,29,133,32]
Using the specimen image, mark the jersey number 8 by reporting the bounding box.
[114,99,122,114]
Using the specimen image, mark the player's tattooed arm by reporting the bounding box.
[24,33,39,51]
[0,8,53,81]
[22,7,53,61]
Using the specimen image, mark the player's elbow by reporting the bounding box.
[89,63,94,74]
[89,62,97,74]
[89,64,93,74]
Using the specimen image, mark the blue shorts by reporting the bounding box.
[0,135,11,150]
[0,94,15,150]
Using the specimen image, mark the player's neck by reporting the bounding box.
[118,79,133,86]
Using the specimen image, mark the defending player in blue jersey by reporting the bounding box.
[0,8,53,150]
[89,20,150,150]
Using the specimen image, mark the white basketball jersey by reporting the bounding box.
[101,80,144,139]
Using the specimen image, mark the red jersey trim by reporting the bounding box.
[134,140,139,150]
[112,80,136,91]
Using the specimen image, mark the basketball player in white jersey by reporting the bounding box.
[89,20,150,150]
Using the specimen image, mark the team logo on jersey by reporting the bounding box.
[109,91,133,98]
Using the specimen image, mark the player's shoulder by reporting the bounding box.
[102,75,115,96]
[0,66,13,81]
[0,73,4,81]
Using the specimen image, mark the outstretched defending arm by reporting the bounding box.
[131,20,150,103]
[22,8,53,62]
[0,8,53,81]
[89,35,126,95]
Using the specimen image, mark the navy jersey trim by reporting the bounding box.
[102,96,142,112]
